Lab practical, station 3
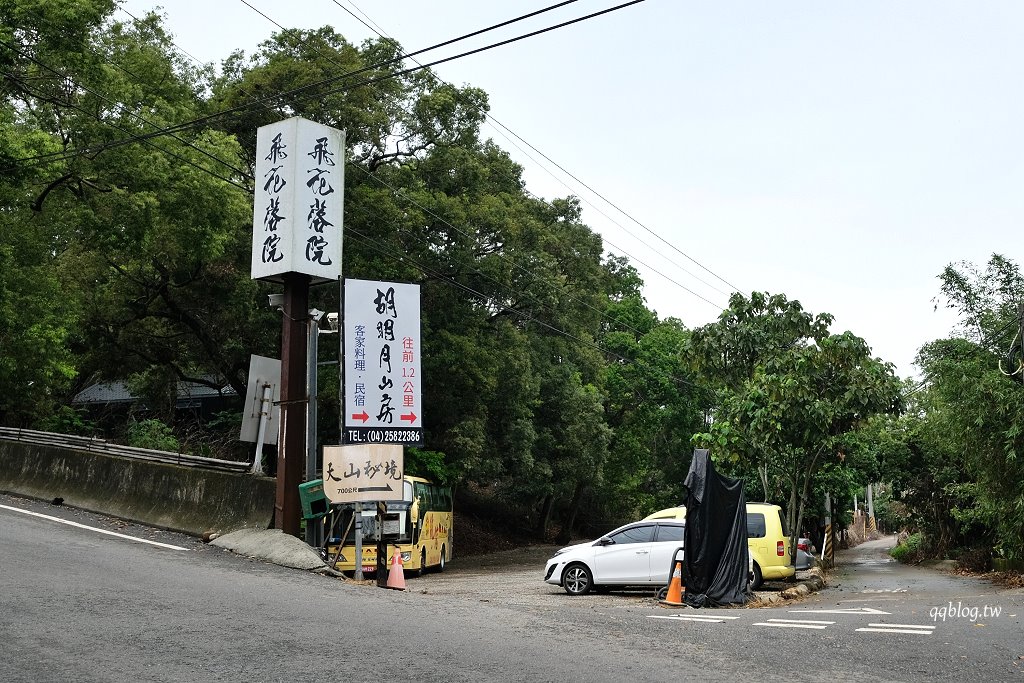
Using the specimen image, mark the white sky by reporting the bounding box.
[119,0,1024,379]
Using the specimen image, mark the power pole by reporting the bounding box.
[276,273,309,537]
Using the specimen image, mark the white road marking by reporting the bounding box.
[648,614,741,623]
[856,623,936,635]
[0,504,188,550]
[753,618,834,629]
[791,607,891,615]
[860,588,907,593]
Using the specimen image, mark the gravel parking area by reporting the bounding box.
[372,545,810,610]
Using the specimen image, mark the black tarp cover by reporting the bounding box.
[681,449,750,607]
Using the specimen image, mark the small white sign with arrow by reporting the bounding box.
[322,444,404,504]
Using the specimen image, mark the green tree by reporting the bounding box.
[691,292,902,562]
[913,255,1024,559]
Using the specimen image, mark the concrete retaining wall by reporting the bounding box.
[0,440,274,537]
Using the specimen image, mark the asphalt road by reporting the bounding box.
[2,493,1022,682]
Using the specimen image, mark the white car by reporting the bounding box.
[543,520,686,595]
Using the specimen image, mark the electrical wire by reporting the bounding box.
[233,0,706,334]
[2,38,250,182]
[321,0,737,303]
[9,3,682,347]
[343,223,711,396]
[2,67,249,192]
[230,0,702,337]
[5,0,643,173]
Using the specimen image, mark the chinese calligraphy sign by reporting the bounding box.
[251,117,344,283]
[322,444,404,503]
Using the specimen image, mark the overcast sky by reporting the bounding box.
[119,0,1024,378]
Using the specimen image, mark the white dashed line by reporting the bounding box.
[648,614,741,623]
[753,618,834,630]
[856,623,935,635]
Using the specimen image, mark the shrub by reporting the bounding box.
[889,532,929,564]
[126,419,179,452]
[34,406,96,436]
[955,546,992,573]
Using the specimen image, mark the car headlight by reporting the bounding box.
[401,552,412,562]
[551,548,569,558]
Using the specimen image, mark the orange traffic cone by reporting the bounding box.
[659,560,685,606]
[385,549,407,591]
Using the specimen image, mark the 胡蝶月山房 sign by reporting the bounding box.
[344,279,423,446]
[251,117,344,283]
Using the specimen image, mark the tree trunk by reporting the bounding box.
[759,464,770,502]
[537,493,554,541]
[556,482,586,545]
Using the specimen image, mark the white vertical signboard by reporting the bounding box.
[344,279,423,446]
[251,117,344,283]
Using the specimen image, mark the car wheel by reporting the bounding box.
[438,546,446,572]
[656,586,668,601]
[751,562,763,590]
[562,563,593,595]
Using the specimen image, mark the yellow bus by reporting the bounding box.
[326,475,453,575]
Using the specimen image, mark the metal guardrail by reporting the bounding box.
[0,427,252,474]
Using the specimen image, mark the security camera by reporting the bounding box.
[326,312,339,330]
[268,293,284,311]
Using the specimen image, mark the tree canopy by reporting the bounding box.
[4,2,1016,555]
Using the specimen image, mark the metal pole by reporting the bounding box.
[376,500,388,588]
[305,315,319,547]
[340,279,362,579]
[354,503,363,579]
[250,383,272,475]
[275,272,309,537]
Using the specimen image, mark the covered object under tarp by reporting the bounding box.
[682,449,750,607]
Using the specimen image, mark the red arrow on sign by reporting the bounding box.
[351,411,369,423]
[400,412,418,423]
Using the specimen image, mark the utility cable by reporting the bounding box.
[2,38,250,181]
[347,162,661,340]
[2,68,249,192]
[233,0,684,337]
[234,0,697,334]
[5,0,643,172]
[322,0,735,304]
[343,224,711,397]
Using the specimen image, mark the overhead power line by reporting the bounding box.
[232,0,698,334]
[322,0,739,303]
[5,0,644,173]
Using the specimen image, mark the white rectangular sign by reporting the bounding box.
[251,117,344,284]
[322,444,404,503]
[343,279,423,446]
[238,355,281,445]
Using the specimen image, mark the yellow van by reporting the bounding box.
[643,502,795,589]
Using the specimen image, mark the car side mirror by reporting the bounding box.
[598,538,615,546]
